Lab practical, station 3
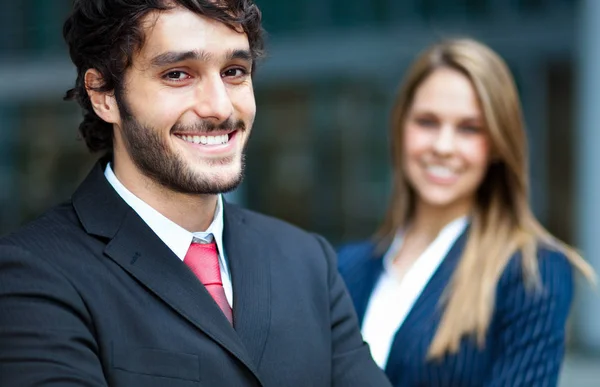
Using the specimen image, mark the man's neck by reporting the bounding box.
[112,160,217,233]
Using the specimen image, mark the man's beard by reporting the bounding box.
[116,96,247,195]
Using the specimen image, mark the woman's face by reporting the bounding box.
[403,67,491,215]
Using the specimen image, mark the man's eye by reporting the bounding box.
[222,68,248,78]
[164,71,189,80]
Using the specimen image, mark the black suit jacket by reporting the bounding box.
[0,160,390,387]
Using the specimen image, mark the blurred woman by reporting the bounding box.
[338,38,594,386]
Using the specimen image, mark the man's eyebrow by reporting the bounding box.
[150,50,212,67]
[227,49,252,63]
[150,49,252,67]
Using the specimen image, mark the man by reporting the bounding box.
[0,0,391,386]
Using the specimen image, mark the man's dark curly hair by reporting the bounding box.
[63,0,265,153]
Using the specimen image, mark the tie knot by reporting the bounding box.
[184,242,222,286]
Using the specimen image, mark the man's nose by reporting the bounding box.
[193,74,234,123]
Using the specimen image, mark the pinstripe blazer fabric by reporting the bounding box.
[338,231,574,387]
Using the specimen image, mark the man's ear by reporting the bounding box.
[85,69,120,124]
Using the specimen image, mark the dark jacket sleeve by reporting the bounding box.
[314,235,392,387]
[0,243,108,386]
[485,249,574,387]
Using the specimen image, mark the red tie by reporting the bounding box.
[184,242,233,324]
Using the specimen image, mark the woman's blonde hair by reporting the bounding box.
[376,38,595,359]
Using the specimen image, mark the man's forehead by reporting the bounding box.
[139,7,249,58]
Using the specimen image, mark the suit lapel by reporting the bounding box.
[104,212,258,369]
[397,230,468,333]
[223,204,271,369]
[344,245,385,327]
[72,160,260,379]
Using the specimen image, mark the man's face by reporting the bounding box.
[114,6,255,194]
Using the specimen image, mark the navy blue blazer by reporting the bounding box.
[338,231,574,387]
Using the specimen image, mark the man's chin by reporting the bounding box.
[196,178,242,195]
[212,171,244,192]
[188,168,244,194]
[160,157,244,195]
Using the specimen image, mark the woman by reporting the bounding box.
[338,38,594,386]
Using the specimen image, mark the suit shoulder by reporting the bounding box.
[536,246,574,295]
[0,200,83,253]
[227,205,341,276]
[228,204,316,241]
[502,246,573,285]
[498,245,574,310]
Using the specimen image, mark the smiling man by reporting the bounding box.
[0,1,391,386]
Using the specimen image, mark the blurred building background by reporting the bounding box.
[0,0,599,384]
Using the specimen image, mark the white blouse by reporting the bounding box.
[361,216,468,369]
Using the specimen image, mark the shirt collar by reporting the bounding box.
[382,215,468,272]
[192,195,225,260]
[104,163,225,262]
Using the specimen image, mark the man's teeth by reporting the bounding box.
[178,134,229,145]
[426,165,456,178]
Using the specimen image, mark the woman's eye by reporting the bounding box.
[416,118,437,128]
[459,125,481,134]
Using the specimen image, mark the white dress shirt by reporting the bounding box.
[361,216,468,369]
[104,163,233,306]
